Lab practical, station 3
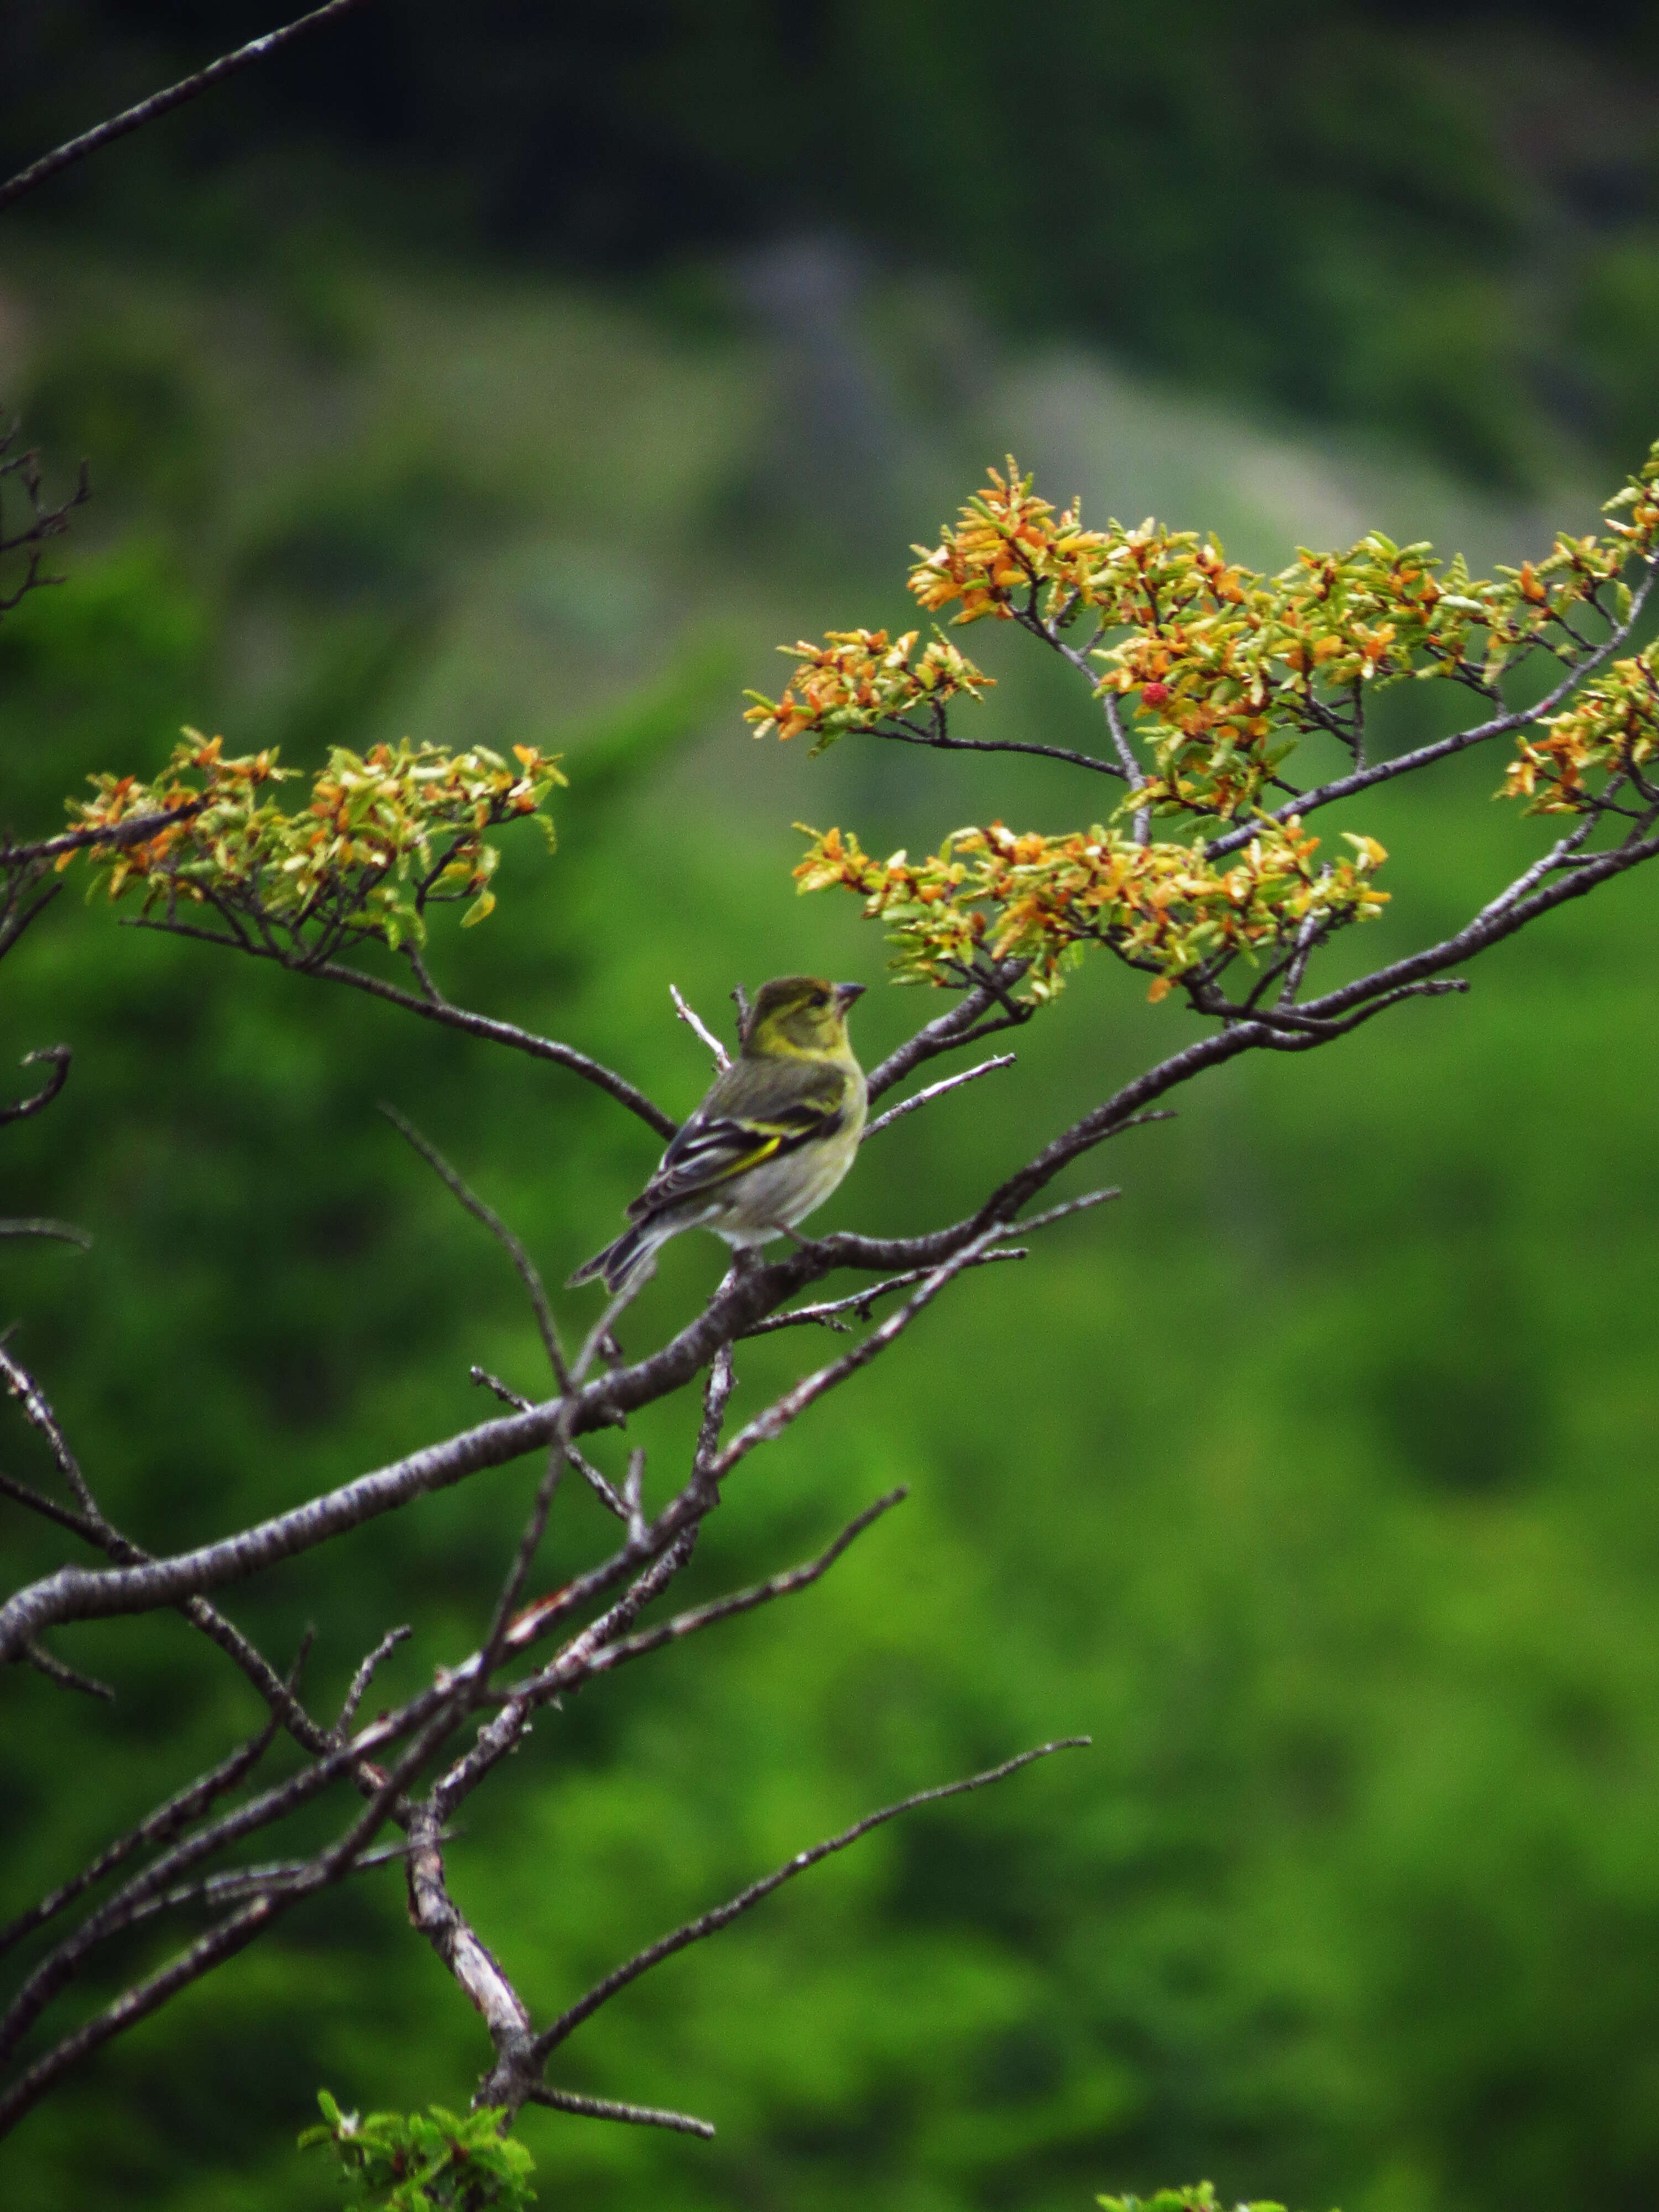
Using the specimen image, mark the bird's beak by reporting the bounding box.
[834,982,867,1013]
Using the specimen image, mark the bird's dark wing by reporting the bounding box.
[627,1066,851,1220]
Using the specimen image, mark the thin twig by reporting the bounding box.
[526,2084,715,2138]
[0,1468,98,1543]
[20,1642,112,1700]
[0,1711,287,1957]
[478,1447,568,1666]
[380,1104,571,1391]
[127,922,677,1138]
[127,1836,426,1926]
[575,1489,908,1682]
[529,1738,1090,2062]
[869,721,1123,778]
[743,1250,1025,1334]
[862,1054,1015,1139]
[669,986,732,1071]
[709,1225,1008,1481]
[0,1343,97,1516]
[0,803,205,868]
[864,961,1030,1102]
[0,1219,91,1249]
[336,1626,413,1738]
[0,0,378,213]
[622,1447,646,1548]
[469,1366,532,1412]
[1001,1185,1124,1235]
[0,1045,70,1128]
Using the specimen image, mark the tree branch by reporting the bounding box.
[0,1046,70,1128]
[380,1105,570,1391]
[1204,555,1659,860]
[669,985,732,1071]
[126,923,677,1139]
[862,1053,1016,1138]
[0,0,378,215]
[525,2083,715,2138]
[524,1738,1091,2069]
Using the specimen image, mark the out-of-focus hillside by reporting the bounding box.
[3,211,1659,2212]
[12,1,1659,491]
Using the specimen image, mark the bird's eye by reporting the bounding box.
[810,991,830,1009]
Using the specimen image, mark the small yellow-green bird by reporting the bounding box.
[568,975,868,1295]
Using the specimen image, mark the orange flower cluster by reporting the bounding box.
[759,445,1658,1013]
[897,452,1659,820]
[1504,651,1659,812]
[909,461,1116,624]
[1097,532,1485,818]
[743,628,992,753]
[69,731,565,948]
[795,818,1389,1002]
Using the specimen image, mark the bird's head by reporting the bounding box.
[743,975,865,1058]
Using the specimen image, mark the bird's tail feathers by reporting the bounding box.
[565,1217,664,1295]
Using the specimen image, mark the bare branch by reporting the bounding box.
[404,1803,531,2053]
[127,922,677,1139]
[0,1045,70,1128]
[0,1685,466,2136]
[381,1105,570,1391]
[867,718,1123,779]
[526,2084,715,2138]
[864,961,1031,1102]
[622,1447,646,1549]
[573,1488,908,1683]
[862,1053,1016,1139]
[21,1641,112,1700]
[0,1395,561,1656]
[469,1365,533,1412]
[743,1249,1025,1335]
[669,985,732,1071]
[0,1219,92,1249]
[564,1441,628,1520]
[528,1738,1091,2064]
[132,1837,422,1924]
[0,1343,97,1517]
[336,1626,413,1738]
[708,1225,1008,1482]
[0,1898,284,2135]
[443,1535,698,1815]
[0,1347,333,1754]
[0,1709,286,1957]
[0,1468,98,1543]
[695,1343,737,1475]
[0,0,378,215]
[1000,1184,1126,1235]
[479,1447,567,1666]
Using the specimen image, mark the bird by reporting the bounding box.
[568,975,868,1295]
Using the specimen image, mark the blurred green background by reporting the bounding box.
[4,7,1659,2209]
